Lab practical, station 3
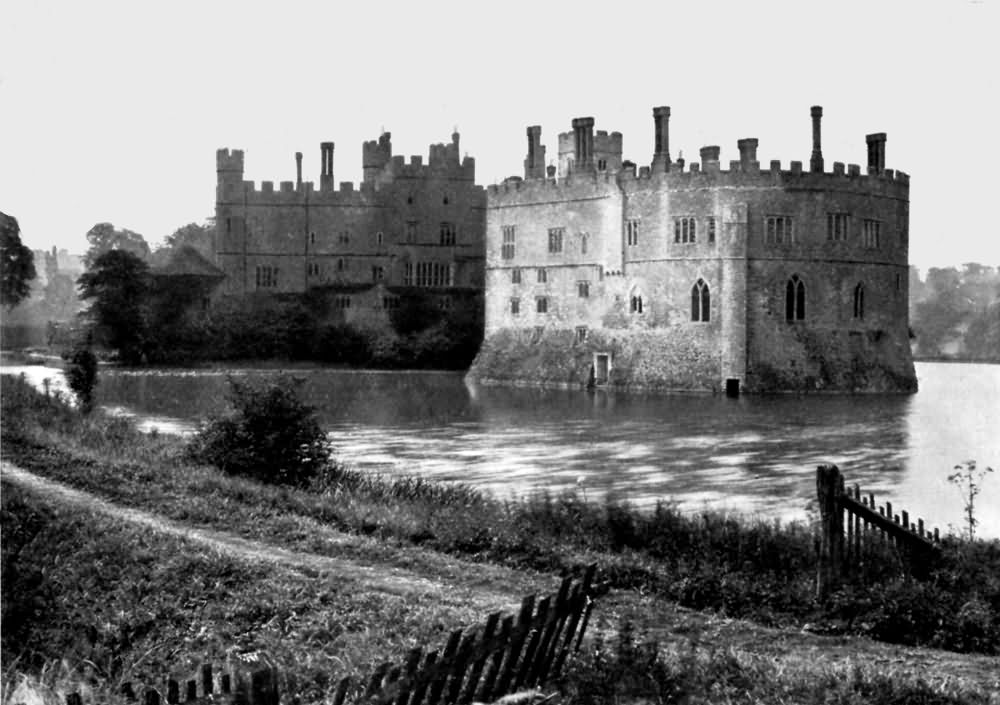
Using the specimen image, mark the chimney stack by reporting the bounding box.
[810,106,824,173]
[700,145,721,172]
[295,152,303,188]
[320,142,335,190]
[866,133,886,174]
[652,106,671,170]
[524,125,546,179]
[737,138,759,171]
[571,117,595,172]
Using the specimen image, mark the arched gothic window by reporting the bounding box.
[691,279,710,322]
[786,275,805,321]
[630,295,644,314]
[853,283,865,320]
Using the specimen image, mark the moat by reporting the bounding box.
[4,361,998,538]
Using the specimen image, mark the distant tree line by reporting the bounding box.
[909,263,1000,362]
[79,248,483,369]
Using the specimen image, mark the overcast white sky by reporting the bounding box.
[2,0,997,273]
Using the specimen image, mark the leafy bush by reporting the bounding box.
[64,345,98,413]
[186,376,333,486]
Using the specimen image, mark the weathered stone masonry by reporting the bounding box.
[215,131,485,325]
[468,107,917,393]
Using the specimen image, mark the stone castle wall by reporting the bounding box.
[469,107,916,393]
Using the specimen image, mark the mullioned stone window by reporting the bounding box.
[537,268,547,283]
[766,216,795,245]
[372,265,385,282]
[827,213,850,241]
[578,281,590,298]
[674,217,696,244]
[501,226,516,259]
[630,295,644,314]
[626,219,640,246]
[511,268,522,284]
[255,265,278,288]
[440,222,457,246]
[548,228,564,254]
[691,279,710,322]
[334,295,351,309]
[510,298,520,315]
[308,262,321,277]
[536,297,548,314]
[707,218,717,245]
[575,326,588,343]
[406,221,418,243]
[786,275,806,321]
[863,219,881,249]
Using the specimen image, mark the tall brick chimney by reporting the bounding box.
[810,106,824,173]
[572,117,595,172]
[866,133,886,174]
[295,152,303,188]
[652,106,671,170]
[524,125,546,179]
[320,142,335,190]
[737,138,759,171]
[700,145,720,172]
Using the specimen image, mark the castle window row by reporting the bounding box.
[674,217,697,244]
[404,261,454,287]
[255,265,279,289]
[334,295,351,310]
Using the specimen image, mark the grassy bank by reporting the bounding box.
[3,373,1000,702]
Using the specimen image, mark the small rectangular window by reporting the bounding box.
[536,297,548,314]
[827,213,850,241]
[575,326,588,343]
[577,281,590,298]
[510,298,520,315]
[765,216,795,245]
[548,227,564,254]
[537,268,547,283]
[626,219,640,246]
[501,225,516,260]
[707,217,717,244]
[511,268,522,284]
[674,217,696,243]
[863,219,881,249]
[440,222,456,246]
[406,221,418,243]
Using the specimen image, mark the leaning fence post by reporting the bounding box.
[816,464,844,599]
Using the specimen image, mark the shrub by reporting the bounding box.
[64,345,98,413]
[186,376,333,486]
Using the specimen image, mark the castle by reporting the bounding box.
[215,131,485,323]
[467,106,917,394]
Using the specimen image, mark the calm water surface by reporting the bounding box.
[4,361,999,538]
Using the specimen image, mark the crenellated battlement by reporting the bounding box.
[216,148,244,173]
[220,178,377,205]
[488,155,909,207]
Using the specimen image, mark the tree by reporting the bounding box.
[83,222,150,269]
[78,250,150,364]
[0,212,37,309]
[155,221,215,264]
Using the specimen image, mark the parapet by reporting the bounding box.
[216,148,245,173]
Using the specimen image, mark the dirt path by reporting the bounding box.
[2,461,468,599]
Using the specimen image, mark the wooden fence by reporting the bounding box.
[333,564,597,705]
[59,566,597,705]
[816,464,941,597]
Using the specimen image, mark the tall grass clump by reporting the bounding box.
[557,621,994,704]
[186,375,333,486]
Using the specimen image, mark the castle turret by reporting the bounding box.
[524,125,546,179]
[700,145,721,173]
[810,106,824,173]
[866,132,886,174]
[216,148,245,201]
[320,142,335,191]
[363,132,392,183]
[652,106,671,171]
